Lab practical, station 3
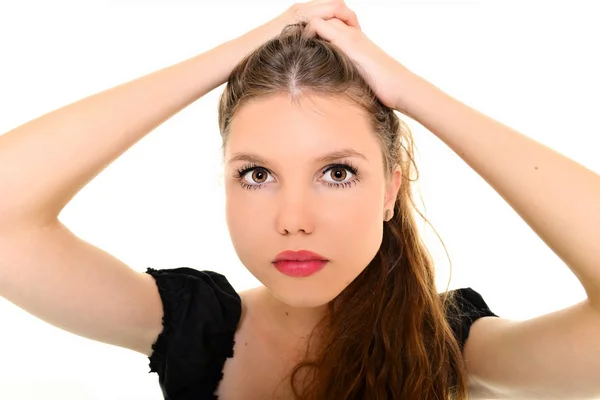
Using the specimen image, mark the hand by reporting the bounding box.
[227,1,362,86]
[305,16,415,112]
[276,0,361,31]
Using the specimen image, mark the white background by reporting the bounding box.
[0,1,599,399]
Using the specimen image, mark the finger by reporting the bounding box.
[330,3,361,30]
[327,17,353,31]
[334,4,361,30]
[325,17,359,41]
[312,1,361,30]
[305,17,343,43]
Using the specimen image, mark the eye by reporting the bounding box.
[234,161,360,190]
[321,163,359,188]
[239,166,274,188]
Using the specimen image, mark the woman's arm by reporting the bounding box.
[400,71,600,399]
[0,0,361,232]
[0,18,284,230]
[0,16,288,358]
[400,73,600,305]
[0,1,361,359]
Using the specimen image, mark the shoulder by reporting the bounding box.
[442,287,499,350]
[144,267,242,398]
[145,266,241,321]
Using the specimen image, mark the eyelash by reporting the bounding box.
[234,161,360,191]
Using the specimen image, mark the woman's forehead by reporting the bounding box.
[225,94,380,160]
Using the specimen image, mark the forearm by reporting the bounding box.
[399,72,600,304]
[0,20,280,230]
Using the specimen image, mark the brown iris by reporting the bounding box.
[330,168,347,182]
[252,169,268,183]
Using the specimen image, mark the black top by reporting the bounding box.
[144,267,498,400]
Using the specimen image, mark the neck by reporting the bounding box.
[257,286,330,345]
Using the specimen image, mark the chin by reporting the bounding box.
[278,294,331,309]
[267,281,340,309]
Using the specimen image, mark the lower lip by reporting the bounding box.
[273,260,328,277]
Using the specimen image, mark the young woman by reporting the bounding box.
[0,1,598,399]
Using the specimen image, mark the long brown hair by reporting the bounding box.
[218,23,467,400]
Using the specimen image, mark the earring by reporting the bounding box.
[384,209,392,221]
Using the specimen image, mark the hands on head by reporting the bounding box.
[269,0,415,112]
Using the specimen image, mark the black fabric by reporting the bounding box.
[145,268,498,399]
[445,287,499,351]
[145,267,241,400]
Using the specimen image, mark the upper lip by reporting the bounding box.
[273,250,328,262]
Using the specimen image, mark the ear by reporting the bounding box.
[383,165,402,219]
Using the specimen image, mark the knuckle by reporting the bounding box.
[289,3,302,16]
[290,3,309,22]
[334,0,346,11]
[336,2,354,20]
[348,10,357,21]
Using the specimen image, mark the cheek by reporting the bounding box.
[331,201,384,258]
[225,190,271,257]
[335,184,384,228]
[324,198,380,237]
[320,188,385,262]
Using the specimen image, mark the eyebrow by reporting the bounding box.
[227,148,368,166]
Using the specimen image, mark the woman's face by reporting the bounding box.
[224,94,401,308]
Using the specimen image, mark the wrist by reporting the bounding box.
[203,23,276,87]
[394,70,451,128]
[214,16,287,75]
[393,69,427,116]
[231,9,291,55]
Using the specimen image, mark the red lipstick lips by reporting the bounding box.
[273,250,328,277]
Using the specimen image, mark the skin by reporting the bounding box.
[223,93,402,340]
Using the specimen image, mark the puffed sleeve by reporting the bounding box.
[144,267,242,400]
[445,287,498,351]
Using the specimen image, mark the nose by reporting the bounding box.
[275,187,315,236]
